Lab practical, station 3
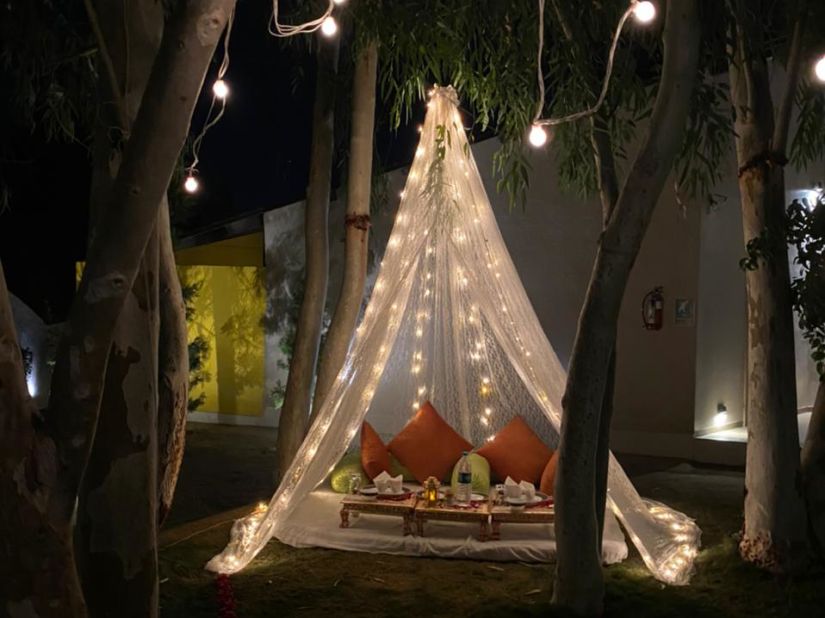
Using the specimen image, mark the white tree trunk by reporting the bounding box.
[553,1,700,613]
[312,40,378,421]
[75,3,165,613]
[157,198,189,525]
[728,4,809,572]
[276,39,339,479]
[0,3,235,614]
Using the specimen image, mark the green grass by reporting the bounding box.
[159,469,825,617]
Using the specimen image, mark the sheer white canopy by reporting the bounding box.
[207,86,700,584]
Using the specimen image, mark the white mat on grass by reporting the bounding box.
[275,487,628,564]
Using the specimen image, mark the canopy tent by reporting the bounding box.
[207,86,700,584]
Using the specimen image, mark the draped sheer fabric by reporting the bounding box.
[207,86,701,584]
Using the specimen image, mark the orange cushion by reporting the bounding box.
[388,401,473,483]
[360,421,391,480]
[539,449,559,496]
[476,416,552,484]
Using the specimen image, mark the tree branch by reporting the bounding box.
[82,0,129,132]
[773,8,807,157]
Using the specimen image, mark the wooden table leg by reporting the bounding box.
[416,514,425,537]
[340,507,350,529]
[491,519,501,541]
[479,519,490,542]
[403,512,413,536]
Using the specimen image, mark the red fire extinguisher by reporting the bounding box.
[642,286,664,330]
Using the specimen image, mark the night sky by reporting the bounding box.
[1,0,423,321]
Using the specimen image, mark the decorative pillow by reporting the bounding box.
[476,415,552,484]
[539,449,559,496]
[388,401,473,483]
[389,454,416,482]
[330,452,368,493]
[450,452,491,495]
[361,421,391,480]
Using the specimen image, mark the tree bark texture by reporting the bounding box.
[553,1,700,614]
[76,2,166,614]
[1,263,87,617]
[802,381,825,552]
[549,0,621,553]
[0,3,235,615]
[276,38,340,480]
[156,198,189,526]
[75,227,161,618]
[590,114,620,554]
[728,4,809,573]
[311,40,378,422]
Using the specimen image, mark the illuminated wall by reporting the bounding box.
[180,265,266,417]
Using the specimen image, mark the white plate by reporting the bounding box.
[454,493,487,503]
[505,492,549,506]
[359,486,378,495]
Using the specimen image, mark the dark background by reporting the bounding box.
[0,0,423,322]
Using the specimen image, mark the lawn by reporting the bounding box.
[158,463,825,617]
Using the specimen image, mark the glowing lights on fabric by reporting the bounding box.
[206,86,701,586]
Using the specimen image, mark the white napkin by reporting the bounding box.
[504,476,522,499]
[519,480,536,501]
[374,470,403,494]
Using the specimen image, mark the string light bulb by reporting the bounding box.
[332,0,347,4]
[815,55,825,83]
[184,175,199,193]
[632,1,656,23]
[212,79,229,99]
[320,16,338,36]
[528,124,548,147]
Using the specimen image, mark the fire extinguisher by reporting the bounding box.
[642,286,664,330]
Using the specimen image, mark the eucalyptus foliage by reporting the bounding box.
[788,194,825,378]
[355,0,825,211]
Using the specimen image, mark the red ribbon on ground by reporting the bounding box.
[215,574,237,618]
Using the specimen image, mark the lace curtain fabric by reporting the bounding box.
[207,86,701,584]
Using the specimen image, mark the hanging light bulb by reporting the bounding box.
[815,55,825,83]
[212,79,229,99]
[528,124,548,147]
[321,16,338,36]
[332,0,347,4]
[632,1,656,23]
[184,174,199,193]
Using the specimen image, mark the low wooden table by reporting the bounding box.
[414,501,492,541]
[489,503,555,540]
[339,494,417,536]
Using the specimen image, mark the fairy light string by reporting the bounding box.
[184,0,346,192]
[529,0,657,146]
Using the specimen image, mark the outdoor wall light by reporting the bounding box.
[713,403,728,428]
[807,183,823,207]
